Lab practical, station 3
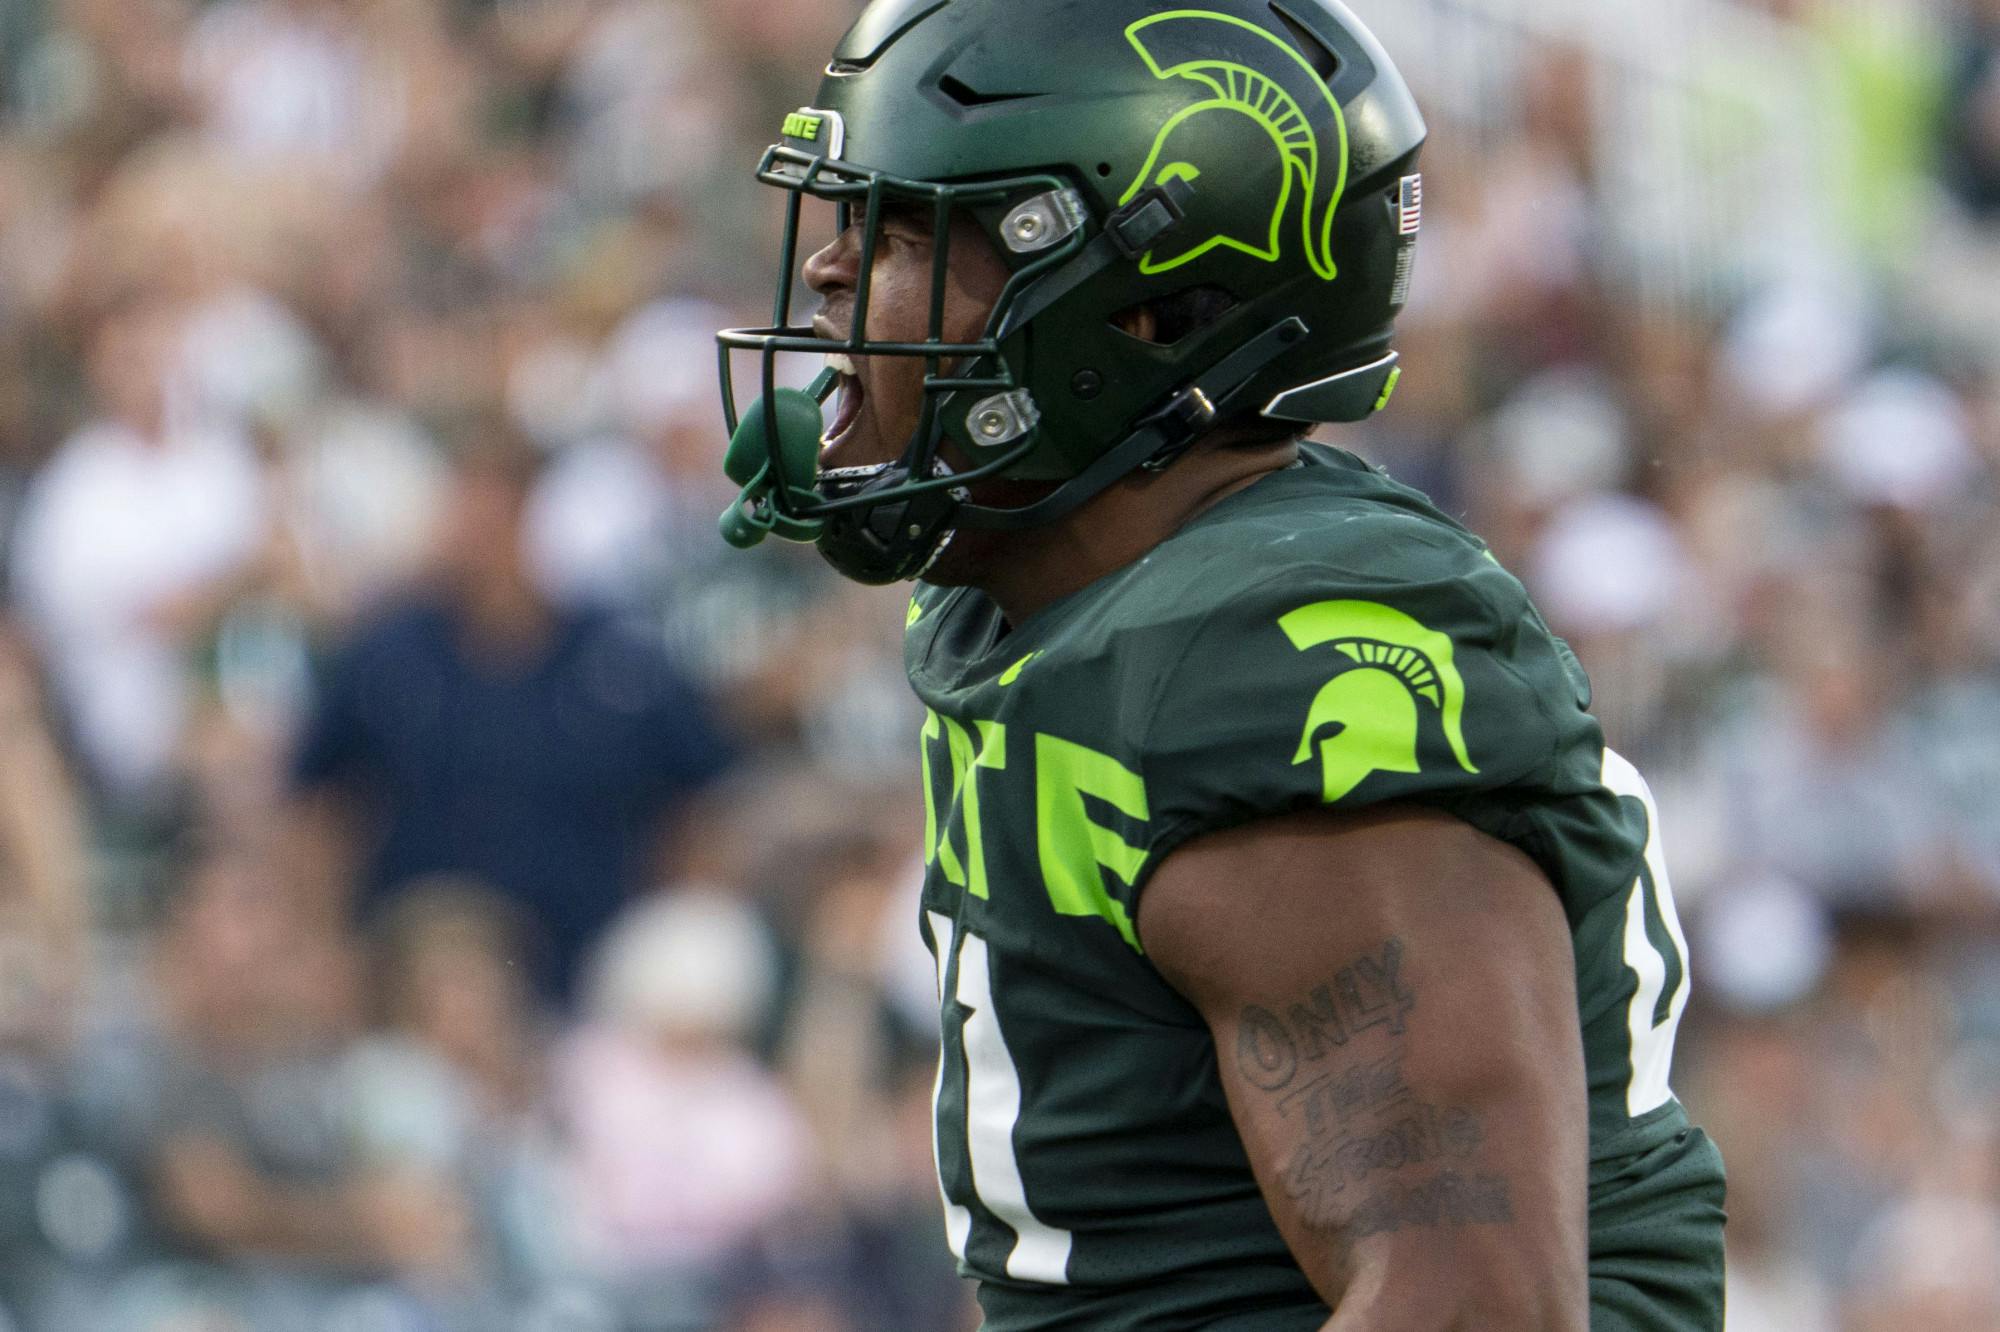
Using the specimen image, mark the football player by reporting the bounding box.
[714,0,1726,1327]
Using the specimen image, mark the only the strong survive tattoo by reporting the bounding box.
[1233,938,1516,1240]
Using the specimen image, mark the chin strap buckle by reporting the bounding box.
[1138,386,1218,472]
[1137,315,1310,472]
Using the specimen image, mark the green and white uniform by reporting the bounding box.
[907,445,1726,1330]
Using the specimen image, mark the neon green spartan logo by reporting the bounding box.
[1280,601,1478,803]
[1121,10,1350,279]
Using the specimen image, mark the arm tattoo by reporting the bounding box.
[1232,936,1515,1239]
[1234,938,1413,1092]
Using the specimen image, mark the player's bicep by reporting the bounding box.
[1139,805,1588,1331]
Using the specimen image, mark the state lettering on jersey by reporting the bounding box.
[922,711,1013,898]
[1033,733,1147,948]
[921,711,1152,948]
[1279,600,1478,802]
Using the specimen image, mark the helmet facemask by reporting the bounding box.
[717,141,1091,584]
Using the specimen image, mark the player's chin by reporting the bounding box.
[916,525,991,587]
[922,477,1057,587]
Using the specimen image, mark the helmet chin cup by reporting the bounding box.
[718,387,830,548]
[814,463,968,585]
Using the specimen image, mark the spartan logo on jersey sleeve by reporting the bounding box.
[1279,600,1478,802]
[1120,10,1349,279]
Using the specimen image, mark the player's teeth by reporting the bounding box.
[825,353,857,376]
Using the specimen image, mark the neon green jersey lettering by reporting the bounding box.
[1034,734,1149,950]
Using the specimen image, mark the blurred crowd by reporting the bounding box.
[0,0,1996,1328]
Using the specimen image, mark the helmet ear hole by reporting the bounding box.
[1108,286,1238,347]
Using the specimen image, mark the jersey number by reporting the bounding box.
[926,911,1073,1284]
[1603,750,1691,1116]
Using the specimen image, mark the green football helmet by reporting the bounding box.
[717,0,1426,584]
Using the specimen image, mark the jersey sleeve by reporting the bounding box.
[1137,545,1604,878]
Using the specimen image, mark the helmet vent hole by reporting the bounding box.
[1268,4,1343,82]
[937,74,1040,108]
[1096,162,1113,178]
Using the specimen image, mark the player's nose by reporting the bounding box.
[802,229,859,299]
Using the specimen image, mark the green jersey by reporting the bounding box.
[907,445,1725,1330]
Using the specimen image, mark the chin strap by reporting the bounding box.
[955,315,1309,533]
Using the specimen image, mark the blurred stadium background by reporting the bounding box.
[0,0,1996,1327]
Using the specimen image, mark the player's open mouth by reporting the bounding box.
[822,351,865,450]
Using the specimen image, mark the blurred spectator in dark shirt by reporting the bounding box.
[292,423,735,1003]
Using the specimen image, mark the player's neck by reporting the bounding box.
[975,440,1298,627]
